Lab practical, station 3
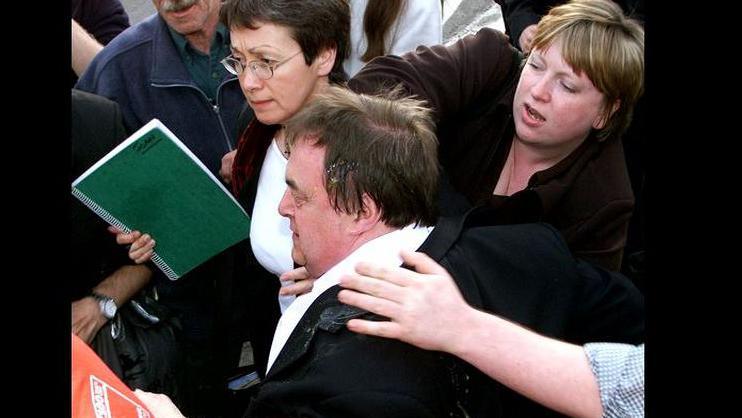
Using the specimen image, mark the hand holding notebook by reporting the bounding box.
[72,119,250,280]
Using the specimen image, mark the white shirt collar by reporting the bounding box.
[265,223,434,373]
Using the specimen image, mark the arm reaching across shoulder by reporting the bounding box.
[338,250,473,352]
[338,250,622,418]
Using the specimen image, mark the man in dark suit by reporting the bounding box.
[135,86,643,418]
[247,86,643,417]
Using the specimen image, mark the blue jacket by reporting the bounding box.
[76,14,248,177]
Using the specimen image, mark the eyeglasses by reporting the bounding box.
[221,50,303,80]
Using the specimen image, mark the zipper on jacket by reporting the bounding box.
[151,80,238,152]
[215,77,239,151]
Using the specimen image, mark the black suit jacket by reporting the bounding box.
[419,209,644,417]
[247,212,644,417]
[70,89,131,299]
[248,286,461,418]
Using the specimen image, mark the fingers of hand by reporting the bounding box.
[222,150,236,163]
[220,151,235,179]
[279,278,315,296]
[71,310,100,344]
[353,261,414,288]
[136,389,165,400]
[134,390,166,406]
[340,270,407,305]
[133,249,154,264]
[80,329,95,344]
[337,288,398,319]
[116,230,141,245]
[133,389,148,398]
[280,266,310,281]
[129,235,155,263]
[346,318,401,340]
[399,250,449,276]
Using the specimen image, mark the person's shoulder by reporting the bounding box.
[446,27,516,64]
[71,89,118,113]
[575,138,635,203]
[79,14,161,87]
[95,14,160,61]
[469,27,511,46]
[464,221,566,246]
[452,218,572,264]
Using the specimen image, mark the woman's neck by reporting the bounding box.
[494,135,578,196]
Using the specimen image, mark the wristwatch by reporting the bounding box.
[92,292,118,319]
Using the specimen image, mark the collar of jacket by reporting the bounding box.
[264,285,369,380]
[261,215,482,380]
[148,14,236,88]
[232,120,279,197]
[525,133,611,214]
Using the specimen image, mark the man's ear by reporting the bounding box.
[314,46,337,77]
[350,193,382,234]
[593,99,621,130]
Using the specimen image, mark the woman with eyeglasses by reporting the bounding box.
[220,0,351,376]
[122,0,349,379]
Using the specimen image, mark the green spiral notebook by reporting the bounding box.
[72,118,250,280]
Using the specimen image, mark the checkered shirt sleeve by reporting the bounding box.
[584,343,645,417]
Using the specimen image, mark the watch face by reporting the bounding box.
[101,299,117,319]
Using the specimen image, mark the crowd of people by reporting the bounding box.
[71,0,646,417]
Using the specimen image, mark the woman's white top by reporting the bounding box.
[250,139,296,313]
[344,0,443,77]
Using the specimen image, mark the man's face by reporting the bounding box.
[151,0,218,36]
[278,138,357,278]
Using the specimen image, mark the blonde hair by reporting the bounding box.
[532,0,644,140]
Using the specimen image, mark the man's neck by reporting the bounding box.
[184,11,220,54]
[312,224,399,280]
[346,224,398,260]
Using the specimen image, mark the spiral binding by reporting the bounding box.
[71,187,180,280]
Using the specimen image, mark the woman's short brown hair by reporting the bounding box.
[220,0,350,84]
[532,0,644,140]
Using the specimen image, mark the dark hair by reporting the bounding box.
[284,86,439,227]
[220,0,350,84]
[361,0,406,62]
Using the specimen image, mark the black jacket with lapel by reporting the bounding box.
[246,211,644,417]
